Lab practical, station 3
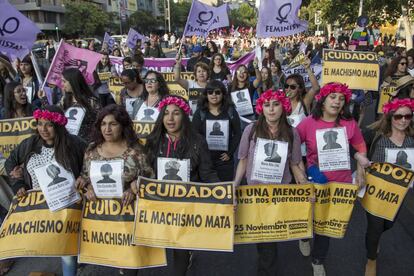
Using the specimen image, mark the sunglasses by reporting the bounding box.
[284,84,298,90]
[399,63,407,66]
[393,114,413,120]
[207,89,222,96]
[144,78,158,84]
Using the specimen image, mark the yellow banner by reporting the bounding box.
[377,86,395,114]
[322,49,380,91]
[0,117,36,158]
[134,177,234,251]
[362,163,413,221]
[79,198,166,269]
[98,72,112,82]
[132,121,155,144]
[0,191,82,259]
[287,52,306,69]
[313,182,358,238]
[234,184,313,244]
[109,77,124,105]
[163,72,196,100]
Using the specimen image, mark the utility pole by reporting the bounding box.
[358,0,363,16]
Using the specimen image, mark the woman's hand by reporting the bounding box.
[37,89,45,99]
[85,185,97,202]
[9,165,23,179]
[355,152,371,168]
[130,180,138,195]
[253,58,259,68]
[16,187,26,198]
[355,165,366,189]
[122,188,136,206]
[75,176,88,190]
[220,153,230,162]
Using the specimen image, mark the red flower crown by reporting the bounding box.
[158,96,191,115]
[382,98,414,114]
[255,89,292,115]
[33,109,68,126]
[315,82,352,103]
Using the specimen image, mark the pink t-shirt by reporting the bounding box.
[296,116,366,183]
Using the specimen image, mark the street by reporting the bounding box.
[6,197,414,276]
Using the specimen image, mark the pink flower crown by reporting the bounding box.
[315,83,352,103]
[33,109,68,126]
[255,89,292,115]
[382,98,414,114]
[158,96,191,115]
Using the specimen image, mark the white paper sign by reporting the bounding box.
[33,161,80,212]
[90,160,124,198]
[231,89,254,116]
[125,98,136,117]
[287,113,307,128]
[25,86,33,104]
[251,138,288,183]
[157,157,190,182]
[206,120,229,151]
[316,127,350,171]
[65,107,85,135]
[135,104,159,122]
[189,99,198,121]
[386,148,414,171]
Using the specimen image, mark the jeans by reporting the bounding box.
[312,234,330,264]
[365,212,395,260]
[257,242,278,276]
[61,256,77,276]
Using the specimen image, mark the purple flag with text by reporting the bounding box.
[103,32,115,50]
[256,0,308,38]
[183,0,229,38]
[0,0,41,60]
[126,28,146,49]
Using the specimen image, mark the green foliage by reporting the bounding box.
[229,3,257,27]
[129,10,161,33]
[63,2,110,36]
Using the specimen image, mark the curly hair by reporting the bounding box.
[141,70,169,100]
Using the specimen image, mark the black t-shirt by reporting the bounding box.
[210,67,230,81]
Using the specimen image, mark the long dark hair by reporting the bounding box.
[369,109,414,137]
[3,81,33,119]
[35,105,78,172]
[231,64,248,92]
[261,67,274,92]
[91,104,138,149]
[285,73,308,114]
[385,56,408,78]
[198,80,233,113]
[97,52,111,71]
[141,70,169,100]
[250,112,293,146]
[146,96,196,164]
[209,53,229,72]
[121,68,143,84]
[62,68,97,112]
[311,95,353,126]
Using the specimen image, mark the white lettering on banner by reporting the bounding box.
[283,64,322,87]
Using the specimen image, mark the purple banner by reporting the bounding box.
[0,0,41,60]
[257,0,308,38]
[103,32,115,50]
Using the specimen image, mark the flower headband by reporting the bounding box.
[158,96,191,115]
[255,89,292,115]
[382,98,414,114]
[315,83,352,103]
[33,109,68,126]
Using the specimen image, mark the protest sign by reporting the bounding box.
[283,64,322,88]
[0,117,36,158]
[231,89,253,116]
[377,85,395,114]
[103,32,115,51]
[322,49,380,91]
[362,163,414,221]
[234,184,313,244]
[183,0,229,38]
[134,177,234,251]
[79,198,166,269]
[126,28,146,49]
[0,0,41,60]
[316,127,350,172]
[0,191,82,259]
[90,160,124,198]
[206,120,229,151]
[108,77,124,104]
[132,121,155,143]
[313,182,358,238]
[161,72,194,100]
[45,41,102,88]
[257,0,308,38]
[65,107,85,136]
[97,72,112,82]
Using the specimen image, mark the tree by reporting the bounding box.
[229,3,257,27]
[129,10,161,34]
[157,0,191,33]
[63,2,111,36]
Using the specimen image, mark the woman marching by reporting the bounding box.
[209,53,232,83]
[144,95,220,275]
[192,80,241,181]
[5,105,87,276]
[296,83,370,276]
[119,69,145,117]
[234,89,307,275]
[363,98,414,276]
[2,81,36,119]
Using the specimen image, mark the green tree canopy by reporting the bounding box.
[229,3,257,27]
[129,10,161,34]
[63,2,111,36]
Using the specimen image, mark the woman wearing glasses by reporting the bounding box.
[131,70,169,121]
[192,80,241,181]
[284,57,320,128]
[209,53,232,83]
[363,98,414,276]
[384,56,410,81]
[119,69,144,117]
[229,60,261,105]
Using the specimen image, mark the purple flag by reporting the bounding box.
[103,32,115,50]
[257,0,308,38]
[183,0,229,38]
[126,28,146,49]
[0,0,41,60]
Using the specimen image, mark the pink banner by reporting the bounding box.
[45,41,102,88]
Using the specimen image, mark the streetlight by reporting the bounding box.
[55,25,59,41]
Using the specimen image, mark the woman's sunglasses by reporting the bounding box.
[284,84,298,90]
[144,79,158,84]
[207,89,222,96]
[393,114,413,120]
